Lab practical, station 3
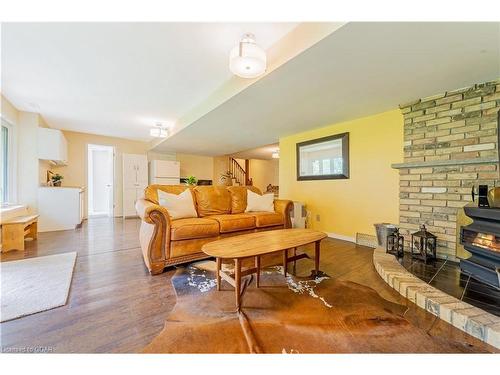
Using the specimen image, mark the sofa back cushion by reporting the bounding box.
[193,186,232,217]
[145,184,192,204]
[227,186,262,214]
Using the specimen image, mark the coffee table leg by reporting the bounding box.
[235,258,242,310]
[255,256,260,288]
[283,249,288,276]
[293,247,297,273]
[314,240,321,276]
[216,257,221,291]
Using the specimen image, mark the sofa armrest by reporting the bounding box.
[136,198,170,224]
[135,198,172,274]
[274,199,293,228]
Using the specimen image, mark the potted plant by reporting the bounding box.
[186,175,197,186]
[51,173,64,187]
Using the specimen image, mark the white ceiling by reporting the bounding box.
[153,22,500,156]
[1,22,297,140]
[231,143,279,160]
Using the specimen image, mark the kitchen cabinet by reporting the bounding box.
[38,187,84,232]
[37,127,68,165]
[122,153,148,218]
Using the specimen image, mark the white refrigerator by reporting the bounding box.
[149,160,180,185]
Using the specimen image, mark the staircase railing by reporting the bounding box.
[229,157,251,186]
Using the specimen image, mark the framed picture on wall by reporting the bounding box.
[296,132,349,180]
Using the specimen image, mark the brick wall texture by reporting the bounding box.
[398,79,500,259]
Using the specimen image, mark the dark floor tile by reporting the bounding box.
[399,253,500,317]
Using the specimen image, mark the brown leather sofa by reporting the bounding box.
[135,185,293,274]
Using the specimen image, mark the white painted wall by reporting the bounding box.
[17,112,40,214]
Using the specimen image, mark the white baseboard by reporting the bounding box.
[326,232,356,243]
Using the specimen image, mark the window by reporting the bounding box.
[322,159,331,174]
[312,160,320,175]
[1,118,15,204]
[296,132,349,180]
[333,158,343,174]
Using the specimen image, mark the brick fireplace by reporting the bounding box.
[393,80,500,259]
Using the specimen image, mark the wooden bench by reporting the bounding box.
[1,214,39,252]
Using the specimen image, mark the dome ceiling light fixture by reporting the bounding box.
[229,33,267,79]
[150,123,169,138]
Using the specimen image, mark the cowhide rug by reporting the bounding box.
[143,261,488,353]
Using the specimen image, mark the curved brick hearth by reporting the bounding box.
[373,247,500,349]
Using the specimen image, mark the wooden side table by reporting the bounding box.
[1,214,39,252]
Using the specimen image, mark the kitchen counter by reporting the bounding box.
[39,185,85,190]
[38,187,84,232]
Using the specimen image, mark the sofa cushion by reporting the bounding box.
[208,214,256,233]
[193,186,232,217]
[245,190,275,212]
[227,186,262,214]
[145,184,192,204]
[249,212,284,228]
[158,189,197,220]
[170,218,220,241]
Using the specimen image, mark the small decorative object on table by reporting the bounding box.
[51,173,64,187]
[265,184,279,197]
[185,175,197,186]
[219,171,233,186]
[386,227,404,258]
[411,224,437,263]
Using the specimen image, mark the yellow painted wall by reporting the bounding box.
[213,156,229,185]
[56,131,217,217]
[249,158,279,192]
[279,109,403,239]
[57,130,150,218]
[176,153,214,180]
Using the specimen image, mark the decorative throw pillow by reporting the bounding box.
[158,189,197,220]
[245,190,275,212]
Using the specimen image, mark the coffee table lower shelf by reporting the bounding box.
[215,243,322,310]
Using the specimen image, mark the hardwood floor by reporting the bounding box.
[0,217,495,353]
[1,217,175,353]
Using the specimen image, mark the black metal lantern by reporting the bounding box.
[386,227,404,258]
[411,224,437,263]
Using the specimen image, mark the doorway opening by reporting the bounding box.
[87,144,114,217]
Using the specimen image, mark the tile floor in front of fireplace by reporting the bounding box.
[399,254,500,317]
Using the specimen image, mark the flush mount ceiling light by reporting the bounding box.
[229,33,267,79]
[272,149,280,159]
[150,123,169,138]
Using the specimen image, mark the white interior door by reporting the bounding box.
[88,144,114,217]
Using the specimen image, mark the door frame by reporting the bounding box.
[87,144,115,217]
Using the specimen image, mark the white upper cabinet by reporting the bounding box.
[37,127,68,165]
[122,153,148,186]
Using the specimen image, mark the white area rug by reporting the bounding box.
[0,252,77,322]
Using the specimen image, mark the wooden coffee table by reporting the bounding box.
[201,228,327,310]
